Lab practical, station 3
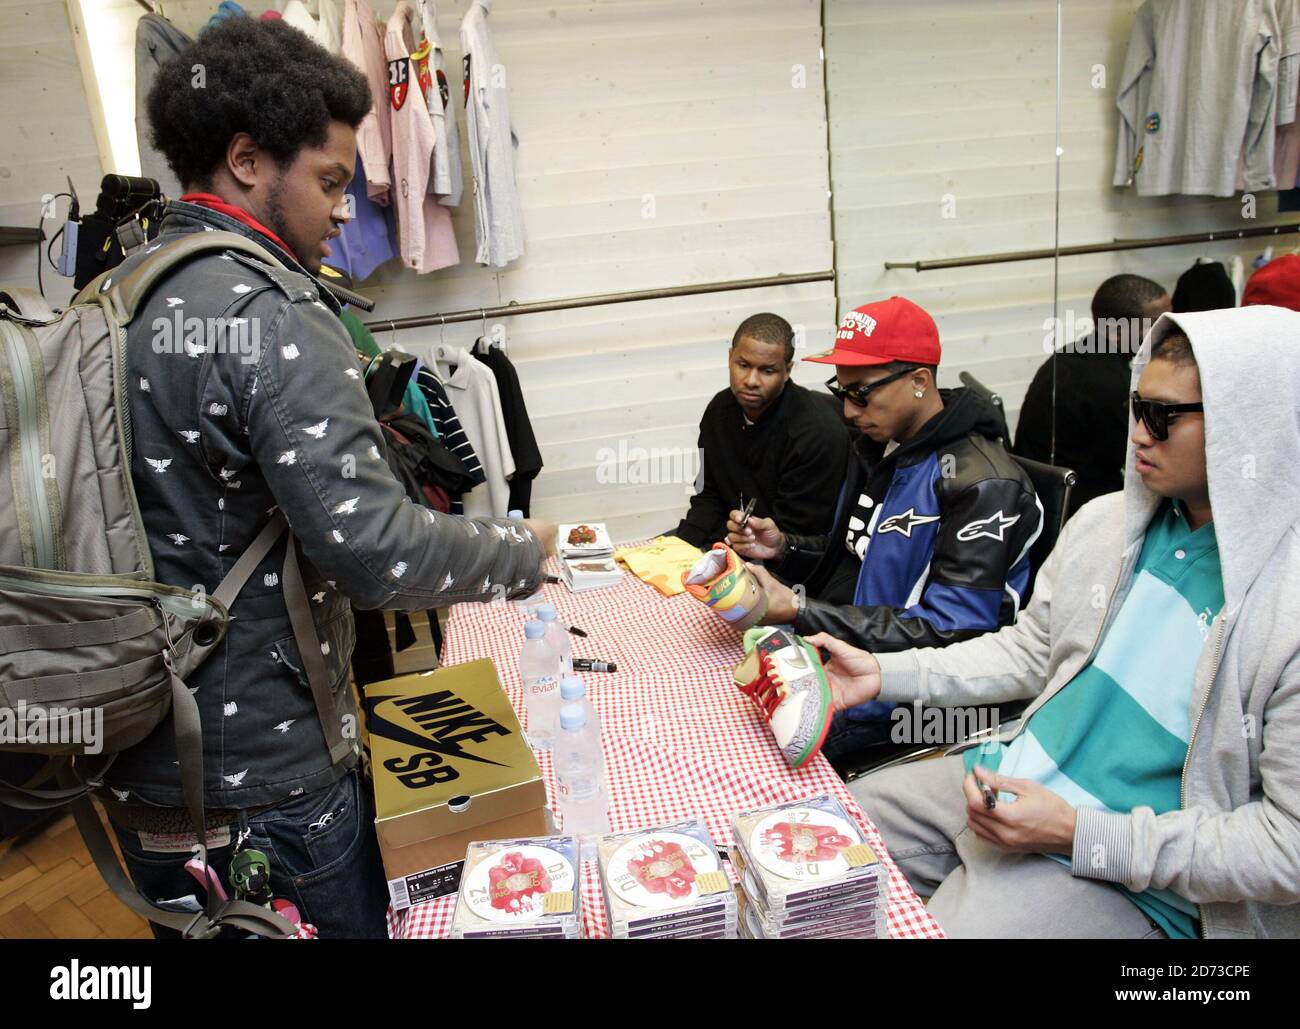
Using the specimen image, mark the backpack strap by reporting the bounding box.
[210,511,351,765]
[0,287,56,322]
[76,230,288,324]
[282,536,353,764]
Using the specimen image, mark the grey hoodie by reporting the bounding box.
[874,304,1300,939]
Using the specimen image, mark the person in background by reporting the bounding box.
[669,313,849,549]
[813,308,1300,938]
[1014,274,1170,517]
[104,19,552,939]
[726,298,1041,766]
[1171,260,1236,312]
[1242,252,1300,310]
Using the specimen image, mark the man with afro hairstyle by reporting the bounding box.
[101,18,550,938]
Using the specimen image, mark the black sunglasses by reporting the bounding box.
[825,366,919,408]
[1130,392,1203,442]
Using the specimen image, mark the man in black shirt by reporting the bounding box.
[1014,274,1170,517]
[670,313,849,548]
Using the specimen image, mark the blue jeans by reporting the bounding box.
[110,770,390,939]
[820,711,896,767]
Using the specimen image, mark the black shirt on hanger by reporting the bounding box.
[474,343,543,516]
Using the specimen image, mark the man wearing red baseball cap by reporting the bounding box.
[727,297,1042,767]
[1242,253,1300,310]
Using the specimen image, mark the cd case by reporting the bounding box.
[596,818,737,938]
[731,794,886,936]
[450,835,582,939]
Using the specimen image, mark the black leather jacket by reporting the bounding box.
[776,389,1042,655]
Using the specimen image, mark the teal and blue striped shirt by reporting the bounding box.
[967,499,1222,938]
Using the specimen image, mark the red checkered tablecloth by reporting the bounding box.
[389,548,944,940]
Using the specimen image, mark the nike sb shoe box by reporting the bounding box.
[365,659,550,911]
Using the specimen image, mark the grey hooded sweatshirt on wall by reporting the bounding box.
[105,201,545,811]
[874,304,1300,939]
[134,14,191,201]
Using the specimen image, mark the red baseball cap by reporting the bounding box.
[803,296,942,366]
[1242,254,1300,311]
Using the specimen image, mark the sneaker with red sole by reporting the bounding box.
[732,627,834,770]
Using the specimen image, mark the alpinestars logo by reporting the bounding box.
[877,508,940,538]
[370,689,512,787]
[956,511,1020,542]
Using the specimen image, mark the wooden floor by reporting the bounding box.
[0,617,437,940]
[0,809,151,939]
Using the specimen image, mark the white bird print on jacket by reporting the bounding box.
[277,450,297,466]
[168,533,190,546]
[304,419,329,439]
[274,720,295,734]
[166,297,184,307]
[139,377,151,392]
[232,284,253,294]
[223,770,248,786]
[179,430,201,443]
[345,368,360,379]
[147,458,172,473]
[281,343,300,360]
[333,497,360,515]
[185,339,205,359]
[111,788,130,802]
[391,561,408,578]
[219,467,237,481]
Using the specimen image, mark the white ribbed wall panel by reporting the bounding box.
[824,0,1296,435]
[0,1,102,290]
[30,0,837,541]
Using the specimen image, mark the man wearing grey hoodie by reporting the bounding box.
[804,305,1300,938]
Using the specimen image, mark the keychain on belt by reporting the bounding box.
[228,829,317,938]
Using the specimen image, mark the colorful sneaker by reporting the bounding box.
[732,628,834,770]
[681,543,768,631]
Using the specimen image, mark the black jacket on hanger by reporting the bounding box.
[474,343,543,515]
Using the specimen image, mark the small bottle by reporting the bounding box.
[559,675,603,767]
[535,603,573,677]
[519,620,561,750]
[552,702,610,859]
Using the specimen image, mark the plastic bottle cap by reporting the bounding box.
[536,603,557,621]
[560,675,586,700]
[524,620,546,639]
[559,703,587,730]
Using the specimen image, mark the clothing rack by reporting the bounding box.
[884,223,1300,272]
[362,269,834,333]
